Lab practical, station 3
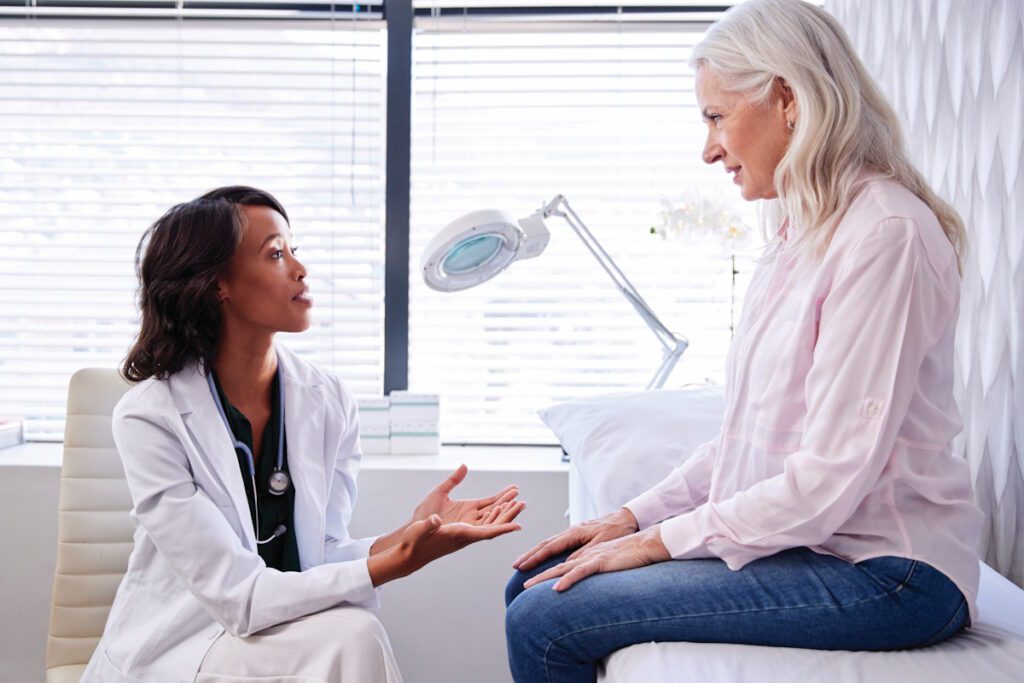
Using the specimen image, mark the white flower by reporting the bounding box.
[651,193,752,254]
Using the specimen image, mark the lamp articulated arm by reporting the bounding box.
[533,194,689,390]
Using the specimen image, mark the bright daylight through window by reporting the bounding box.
[1,1,761,445]
[0,9,387,439]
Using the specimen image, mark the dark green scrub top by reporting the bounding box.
[210,369,301,572]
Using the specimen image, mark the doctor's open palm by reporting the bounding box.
[411,463,520,526]
[366,465,526,586]
[369,501,524,585]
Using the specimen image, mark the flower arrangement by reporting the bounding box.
[649,193,752,252]
[650,192,754,337]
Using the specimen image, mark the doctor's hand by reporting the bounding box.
[513,507,640,572]
[522,525,670,592]
[368,503,525,587]
[411,464,520,527]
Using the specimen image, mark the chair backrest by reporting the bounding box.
[45,368,134,683]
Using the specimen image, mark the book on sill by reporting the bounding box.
[0,418,25,450]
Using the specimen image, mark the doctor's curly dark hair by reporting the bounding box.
[121,186,289,383]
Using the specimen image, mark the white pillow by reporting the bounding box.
[538,386,725,518]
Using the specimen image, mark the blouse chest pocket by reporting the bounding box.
[738,318,818,443]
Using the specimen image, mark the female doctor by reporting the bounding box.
[82,185,525,683]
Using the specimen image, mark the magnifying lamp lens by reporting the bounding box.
[442,234,504,275]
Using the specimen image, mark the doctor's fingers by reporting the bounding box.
[484,502,505,524]
[435,463,470,494]
[476,489,520,522]
[479,500,522,526]
[491,500,526,524]
[446,520,522,543]
[475,485,519,510]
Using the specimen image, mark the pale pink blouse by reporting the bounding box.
[625,173,984,622]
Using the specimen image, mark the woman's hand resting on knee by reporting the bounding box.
[512,508,641,572]
[521,525,670,592]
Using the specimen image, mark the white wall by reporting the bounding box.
[0,445,569,683]
[828,0,1024,588]
[348,453,569,683]
[2,456,60,683]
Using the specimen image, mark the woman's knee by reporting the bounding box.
[505,550,576,608]
[505,569,529,607]
[505,581,566,649]
[506,583,601,682]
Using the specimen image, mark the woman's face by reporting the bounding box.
[695,66,795,201]
[216,205,312,336]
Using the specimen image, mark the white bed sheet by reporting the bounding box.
[597,560,1024,682]
[559,397,1024,682]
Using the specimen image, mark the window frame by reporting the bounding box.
[2,0,739,442]
[385,1,731,396]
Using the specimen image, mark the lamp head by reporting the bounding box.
[422,208,551,292]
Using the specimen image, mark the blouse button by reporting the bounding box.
[866,402,880,417]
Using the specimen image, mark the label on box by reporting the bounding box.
[359,422,390,436]
[356,396,391,411]
[389,391,440,406]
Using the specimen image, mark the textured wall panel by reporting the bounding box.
[828,0,1023,586]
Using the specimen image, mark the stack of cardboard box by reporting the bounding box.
[356,393,440,455]
[388,392,440,455]
[355,397,391,455]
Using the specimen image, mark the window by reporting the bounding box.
[408,9,762,444]
[0,4,387,439]
[2,1,767,446]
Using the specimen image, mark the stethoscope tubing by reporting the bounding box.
[205,361,287,485]
[205,360,291,545]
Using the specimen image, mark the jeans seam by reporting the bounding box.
[896,559,920,592]
[540,572,925,673]
[855,559,919,600]
[917,597,966,648]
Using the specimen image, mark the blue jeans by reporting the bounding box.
[505,547,967,683]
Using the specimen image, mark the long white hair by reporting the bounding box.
[691,0,966,273]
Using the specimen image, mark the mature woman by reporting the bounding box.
[83,186,524,682]
[504,1,983,680]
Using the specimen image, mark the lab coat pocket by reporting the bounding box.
[98,647,144,683]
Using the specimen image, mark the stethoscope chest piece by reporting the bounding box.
[205,362,290,497]
[269,470,291,496]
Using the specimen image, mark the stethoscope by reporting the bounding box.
[206,365,290,545]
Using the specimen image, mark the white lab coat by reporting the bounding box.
[82,344,380,683]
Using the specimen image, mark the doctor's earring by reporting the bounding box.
[786,119,795,130]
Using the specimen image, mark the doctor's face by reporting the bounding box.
[216,205,312,336]
[696,66,795,201]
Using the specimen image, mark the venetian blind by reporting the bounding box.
[0,3,387,439]
[408,4,764,444]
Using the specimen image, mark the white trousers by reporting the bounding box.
[196,606,403,683]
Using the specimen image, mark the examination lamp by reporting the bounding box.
[421,194,689,390]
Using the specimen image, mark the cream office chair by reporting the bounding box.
[45,368,134,683]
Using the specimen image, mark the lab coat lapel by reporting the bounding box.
[279,351,328,569]
[172,363,257,550]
